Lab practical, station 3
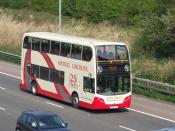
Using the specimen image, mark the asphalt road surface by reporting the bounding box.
[0,61,175,131]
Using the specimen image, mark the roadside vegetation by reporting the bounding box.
[0,8,138,53]
[0,0,175,102]
[1,0,173,26]
[133,86,175,103]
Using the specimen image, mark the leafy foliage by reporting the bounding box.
[133,9,175,58]
[1,0,175,26]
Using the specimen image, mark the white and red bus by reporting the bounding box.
[20,32,132,110]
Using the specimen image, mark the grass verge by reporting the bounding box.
[0,54,20,64]
[133,86,175,103]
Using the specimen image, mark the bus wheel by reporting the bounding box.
[31,82,37,95]
[72,93,79,108]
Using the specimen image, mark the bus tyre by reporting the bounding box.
[72,94,79,108]
[31,82,37,95]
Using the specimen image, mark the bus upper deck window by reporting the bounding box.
[23,36,31,49]
[71,44,82,60]
[60,42,71,57]
[50,41,60,55]
[41,39,50,53]
[32,38,41,51]
[82,46,92,61]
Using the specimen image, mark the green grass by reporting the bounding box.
[133,86,175,103]
[0,54,20,64]
[0,46,21,55]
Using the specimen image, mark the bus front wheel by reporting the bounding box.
[31,82,37,95]
[72,93,79,108]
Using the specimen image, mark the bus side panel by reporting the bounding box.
[31,52,72,103]
[30,76,72,103]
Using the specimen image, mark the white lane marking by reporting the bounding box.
[0,86,6,90]
[1,71,175,123]
[0,71,20,79]
[129,108,175,123]
[119,125,136,131]
[46,102,64,109]
[0,107,6,111]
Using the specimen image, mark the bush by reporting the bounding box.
[132,58,175,85]
[132,9,175,58]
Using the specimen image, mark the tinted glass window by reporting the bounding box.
[60,42,71,57]
[41,39,50,53]
[50,70,59,83]
[32,38,41,51]
[117,45,128,60]
[83,77,95,93]
[71,44,82,60]
[26,115,37,128]
[82,46,92,61]
[97,76,130,95]
[31,64,39,78]
[23,37,32,49]
[20,114,27,123]
[96,45,128,61]
[50,41,60,55]
[38,115,65,129]
[40,66,49,81]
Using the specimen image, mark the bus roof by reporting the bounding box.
[24,32,126,46]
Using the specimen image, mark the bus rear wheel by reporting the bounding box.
[72,94,79,108]
[31,82,37,95]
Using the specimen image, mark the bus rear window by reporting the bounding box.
[23,37,31,49]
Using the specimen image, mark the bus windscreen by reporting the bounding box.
[96,45,128,61]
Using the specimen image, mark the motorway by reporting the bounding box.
[0,61,175,131]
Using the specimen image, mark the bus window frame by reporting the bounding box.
[41,39,50,53]
[82,46,92,61]
[50,41,61,55]
[71,44,83,60]
[23,36,31,49]
[60,42,71,58]
[32,38,41,52]
[83,77,95,93]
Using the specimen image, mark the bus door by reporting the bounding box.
[82,77,95,104]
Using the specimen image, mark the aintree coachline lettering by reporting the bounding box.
[58,60,88,72]
[58,61,70,68]
[72,64,88,72]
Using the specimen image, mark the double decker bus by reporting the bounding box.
[20,32,132,110]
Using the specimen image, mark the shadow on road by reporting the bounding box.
[22,90,129,114]
[78,107,129,114]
